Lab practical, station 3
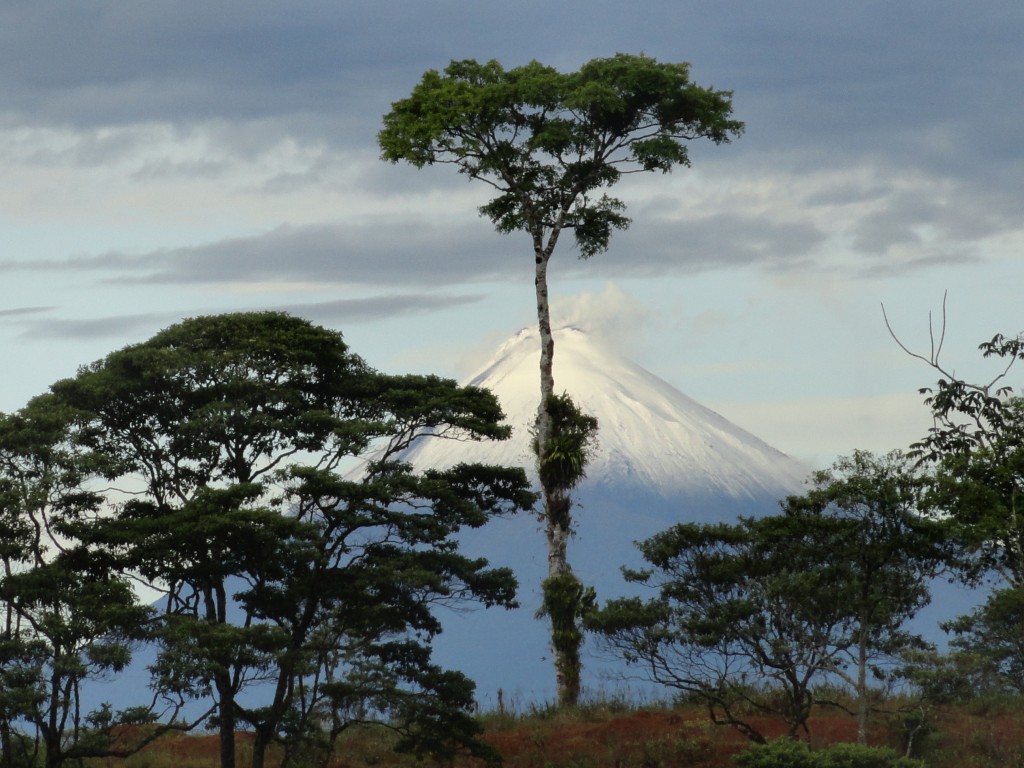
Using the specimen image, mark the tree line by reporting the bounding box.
[4,308,1024,767]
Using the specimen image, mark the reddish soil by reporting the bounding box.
[483,708,871,768]
[87,703,1024,768]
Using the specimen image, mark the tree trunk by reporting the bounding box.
[857,630,868,745]
[1,591,12,768]
[251,727,269,768]
[1,718,11,768]
[44,673,61,768]
[250,671,291,768]
[207,583,236,768]
[44,737,61,768]
[217,677,237,768]
[534,248,556,460]
[533,241,582,707]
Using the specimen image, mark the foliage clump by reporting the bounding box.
[734,739,926,768]
[589,451,948,745]
[0,312,534,768]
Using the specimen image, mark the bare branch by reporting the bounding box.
[881,292,950,373]
[883,293,1019,400]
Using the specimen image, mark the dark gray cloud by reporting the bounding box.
[98,220,515,287]
[273,294,485,324]
[0,2,389,127]
[4,182,996,288]
[0,210,828,287]
[566,213,827,277]
[2,0,1020,284]
[24,313,177,342]
[0,222,482,284]
[1,1,598,141]
[3,0,1020,175]
[848,182,1021,259]
[0,306,53,318]
[18,293,479,341]
[850,249,980,280]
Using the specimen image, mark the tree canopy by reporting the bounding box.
[2,312,534,768]
[380,54,742,259]
[589,452,947,744]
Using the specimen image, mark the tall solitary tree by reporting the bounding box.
[379,54,742,704]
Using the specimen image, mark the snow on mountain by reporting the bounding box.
[418,326,812,706]
[403,325,808,502]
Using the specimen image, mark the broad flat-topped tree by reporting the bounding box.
[379,53,742,705]
[49,312,534,768]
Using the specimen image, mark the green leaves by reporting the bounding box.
[922,396,1024,585]
[380,53,742,259]
[1,311,535,768]
[537,571,597,703]
[534,392,599,492]
[734,739,926,768]
[591,452,947,744]
[53,313,371,492]
[942,586,1024,696]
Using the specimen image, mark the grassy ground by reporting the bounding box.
[82,697,1024,768]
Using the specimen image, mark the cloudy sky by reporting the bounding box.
[2,0,1022,468]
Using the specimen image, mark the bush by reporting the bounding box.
[817,743,926,768]
[734,739,816,768]
[734,739,926,768]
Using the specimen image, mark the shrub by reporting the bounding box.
[734,739,816,768]
[817,742,926,768]
[734,739,927,768]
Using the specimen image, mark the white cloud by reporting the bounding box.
[551,283,650,351]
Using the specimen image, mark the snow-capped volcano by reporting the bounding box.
[404,325,807,502]
[420,326,811,705]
